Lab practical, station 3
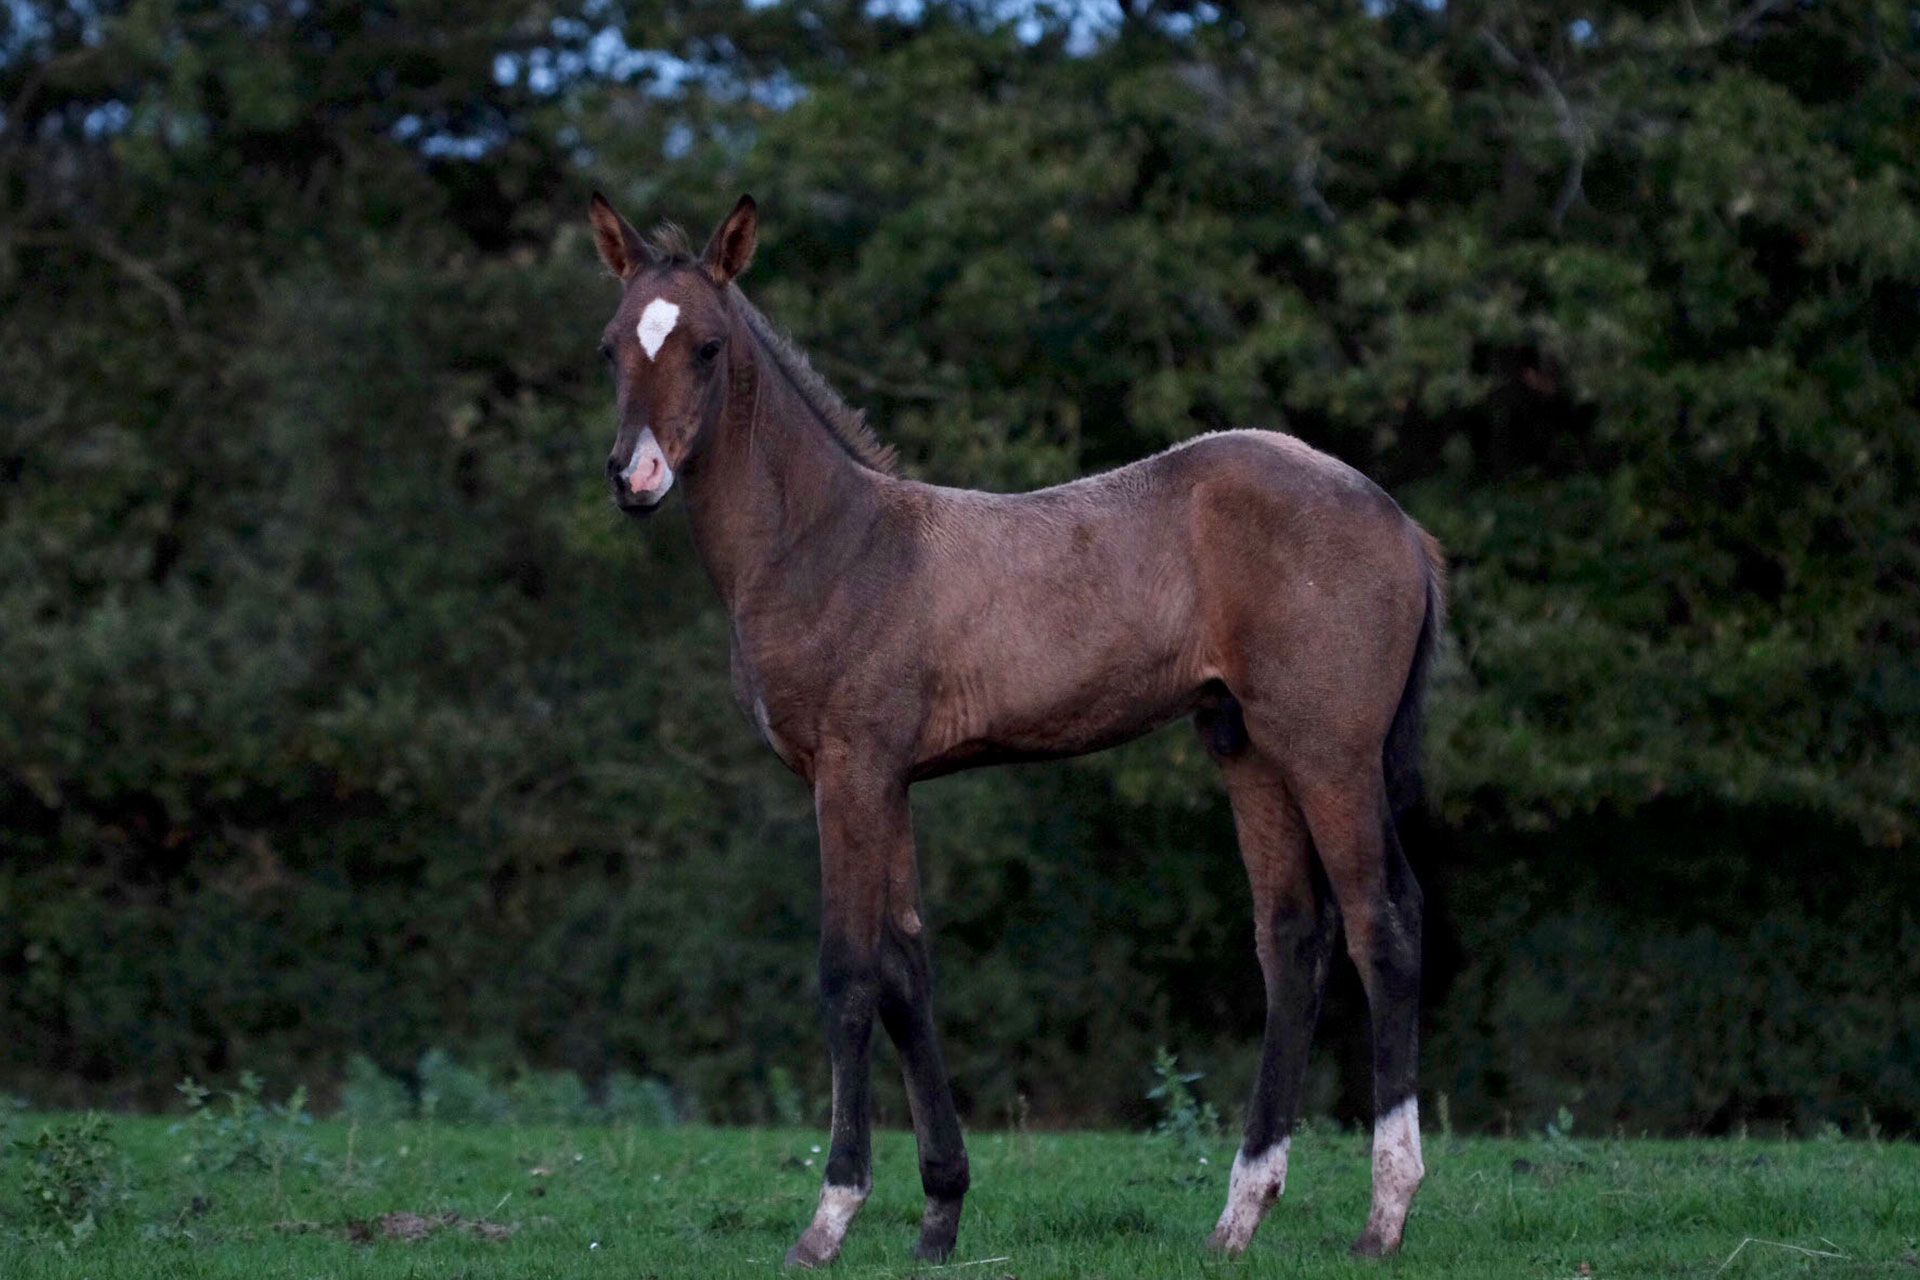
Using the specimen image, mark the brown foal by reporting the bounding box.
[588,192,1446,1266]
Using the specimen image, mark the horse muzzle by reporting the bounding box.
[609,427,675,512]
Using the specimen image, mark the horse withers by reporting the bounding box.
[586,191,1446,1266]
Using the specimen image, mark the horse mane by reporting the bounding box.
[645,222,697,263]
[729,288,900,476]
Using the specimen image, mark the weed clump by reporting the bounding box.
[604,1072,680,1128]
[1146,1047,1222,1160]
[10,1112,125,1245]
[172,1073,317,1174]
[338,1055,412,1122]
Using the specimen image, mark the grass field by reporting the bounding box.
[1,1115,1915,1278]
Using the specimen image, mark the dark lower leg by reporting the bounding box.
[877,922,969,1262]
[789,757,929,1270]
[1209,887,1337,1253]
[1207,751,1332,1255]
[1243,886,1339,1154]
[786,935,878,1269]
[1295,776,1426,1258]
[1350,826,1424,1258]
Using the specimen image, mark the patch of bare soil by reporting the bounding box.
[340,1211,515,1243]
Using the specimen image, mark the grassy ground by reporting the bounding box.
[0,1115,1915,1278]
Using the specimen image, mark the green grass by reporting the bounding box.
[2,1116,1916,1278]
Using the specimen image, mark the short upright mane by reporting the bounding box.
[643,222,898,476]
[645,222,698,263]
[730,290,899,476]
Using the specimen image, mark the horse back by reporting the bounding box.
[896,431,1428,774]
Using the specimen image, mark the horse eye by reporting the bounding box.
[697,338,724,364]
[598,341,615,365]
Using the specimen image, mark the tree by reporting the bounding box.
[2,0,1916,1131]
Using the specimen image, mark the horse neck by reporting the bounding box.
[681,315,886,616]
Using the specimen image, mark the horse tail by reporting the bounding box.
[1383,526,1446,819]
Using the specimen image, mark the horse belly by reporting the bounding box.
[914,633,1204,776]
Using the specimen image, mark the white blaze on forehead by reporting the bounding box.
[636,297,680,360]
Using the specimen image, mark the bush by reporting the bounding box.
[417,1051,513,1126]
[338,1055,413,1124]
[9,1113,123,1244]
[1,0,1915,1136]
[604,1073,681,1129]
[171,1074,315,1175]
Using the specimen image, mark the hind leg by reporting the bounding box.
[1199,707,1339,1256]
[1290,763,1425,1257]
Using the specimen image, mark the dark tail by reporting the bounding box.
[1383,528,1446,818]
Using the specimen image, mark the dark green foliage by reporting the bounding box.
[8,1113,123,1243]
[336,1050,680,1127]
[337,1055,413,1125]
[602,1072,681,1129]
[415,1051,518,1127]
[171,1073,315,1175]
[2,1,1916,1132]
[1145,1048,1222,1159]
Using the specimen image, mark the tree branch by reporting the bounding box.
[1480,27,1589,232]
[83,230,191,334]
[13,227,196,338]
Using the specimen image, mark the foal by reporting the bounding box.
[588,192,1446,1266]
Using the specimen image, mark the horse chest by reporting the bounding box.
[753,694,804,771]
[729,643,810,774]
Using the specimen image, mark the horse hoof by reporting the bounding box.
[1349,1230,1398,1258]
[784,1236,838,1269]
[914,1194,962,1263]
[1205,1227,1249,1258]
[912,1238,955,1264]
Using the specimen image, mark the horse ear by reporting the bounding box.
[589,191,651,280]
[701,194,757,286]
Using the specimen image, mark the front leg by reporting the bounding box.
[786,749,920,1269]
[785,929,877,1268]
[877,887,970,1261]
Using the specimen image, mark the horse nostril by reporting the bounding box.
[606,453,623,480]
